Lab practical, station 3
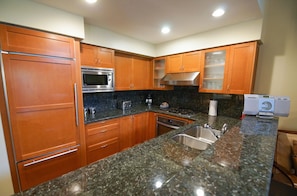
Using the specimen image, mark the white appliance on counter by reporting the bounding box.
[243,94,290,118]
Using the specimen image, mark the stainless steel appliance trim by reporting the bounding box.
[0,50,22,191]
[23,148,78,167]
[2,51,75,60]
[81,66,115,93]
[157,121,180,129]
[156,116,188,136]
[74,83,79,126]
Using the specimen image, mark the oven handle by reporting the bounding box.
[157,121,180,129]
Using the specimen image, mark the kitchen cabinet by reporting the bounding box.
[115,53,151,90]
[0,24,84,191]
[80,43,115,68]
[199,41,258,94]
[147,112,157,140]
[166,51,201,73]
[225,41,258,94]
[85,118,120,164]
[152,58,172,90]
[119,112,151,151]
[199,46,230,93]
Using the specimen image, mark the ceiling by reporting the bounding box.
[32,0,262,44]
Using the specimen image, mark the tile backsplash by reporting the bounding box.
[83,86,244,119]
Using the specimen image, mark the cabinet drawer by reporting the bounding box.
[86,119,120,145]
[87,137,119,164]
[17,147,81,191]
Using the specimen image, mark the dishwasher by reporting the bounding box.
[156,116,188,136]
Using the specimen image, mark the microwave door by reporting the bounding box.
[83,73,108,86]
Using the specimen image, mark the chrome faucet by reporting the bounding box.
[221,123,228,134]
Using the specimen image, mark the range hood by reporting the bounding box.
[160,72,200,86]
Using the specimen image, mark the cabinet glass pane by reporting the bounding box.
[154,59,166,88]
[203,50,226,90]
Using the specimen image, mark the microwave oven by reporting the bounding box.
[81,66,115,93]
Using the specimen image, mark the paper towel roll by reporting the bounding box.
[208,100,218,116]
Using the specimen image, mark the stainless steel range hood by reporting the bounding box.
[160,72,200,86]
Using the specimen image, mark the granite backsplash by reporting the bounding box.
[83,86,244,119]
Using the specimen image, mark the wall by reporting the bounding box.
[83,89,243,119]
[83,19,262,57]
[82,24,156,57]
[155,19,263,56]
[0,0,84,39]
[254,0,297,131]
[0,114,13,196]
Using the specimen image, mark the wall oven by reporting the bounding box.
[81,66,114,93]
[156,116,188,136]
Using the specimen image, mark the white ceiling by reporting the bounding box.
[32,0,262,44]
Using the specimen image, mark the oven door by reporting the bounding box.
[156,116,188,136]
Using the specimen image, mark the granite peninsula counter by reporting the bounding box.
[15,106,278,195]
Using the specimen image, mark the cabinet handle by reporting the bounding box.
[74,83,79,126]
[23,148,78,167]
[100,130,107,133]
[101,144,108,148]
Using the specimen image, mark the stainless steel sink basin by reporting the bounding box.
[172,126,220,150]
[183,126,218,144]
[172,134,211,150]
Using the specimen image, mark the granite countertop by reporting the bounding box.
[17,105,278,195]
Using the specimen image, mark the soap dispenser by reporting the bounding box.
[146,94,153,107]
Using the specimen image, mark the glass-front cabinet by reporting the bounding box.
[199,47,230,93]
[153,58,167,89]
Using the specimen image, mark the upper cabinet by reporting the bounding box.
[166,51,201,73]
[226,41,258,94]
[152,57,172,90]
[199,46,230,93]
[80,43,115,68]
[199,41,259,94]
[115,53,151,90]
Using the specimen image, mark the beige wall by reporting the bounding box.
[254,0,297,130]
[0,114,13,196]
[155,19,263,57]
[0,0,85,39]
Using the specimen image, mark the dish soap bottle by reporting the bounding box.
[146,94,152,107]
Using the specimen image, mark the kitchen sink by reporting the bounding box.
[172,126,220,150]
[183,126,218,144]
[172,134,211,150]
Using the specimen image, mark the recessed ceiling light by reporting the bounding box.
[212,8,225,17]
[85,0,97,4]
[161,26,170,34]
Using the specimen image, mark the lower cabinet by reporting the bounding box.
[119,113,149,151]
[119,112,156,151]
[17,146,81,191]
[85,118,120,164]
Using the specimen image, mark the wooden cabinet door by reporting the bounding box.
[134,113,148,145]
[0,24,74,58]
[80,44,115,68]
[97,47,115,68]
[226,41,258,94]
[115,54,133,90]
[199,46,230,93]
[119,115,134,151]
[80,44,98,66]
[2,54,80,161]
[182,51,201,72]
[166,54,182,73]
[147,112,156,140]
[133,57,150,90]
